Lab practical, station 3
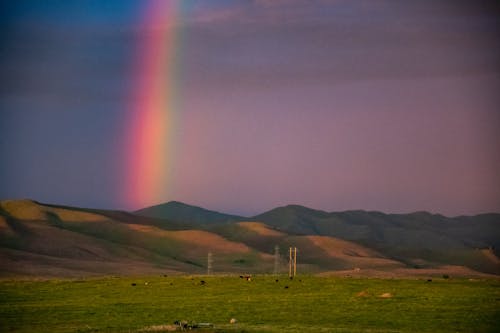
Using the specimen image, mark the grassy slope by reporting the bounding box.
[0,276,499,333]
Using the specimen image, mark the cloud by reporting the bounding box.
[189,0,338,26]
[182,0,500,92]
[0,22,135,111]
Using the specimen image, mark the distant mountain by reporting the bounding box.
[253,205,500,274]
[135,201,245,225]
[0,199,498,278]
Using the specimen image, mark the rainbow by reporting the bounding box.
[125,0,184,209]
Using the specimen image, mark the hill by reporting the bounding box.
[0,200,271,277]
[254,205,500,274]
[0,199,498,277]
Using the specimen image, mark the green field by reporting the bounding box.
[1,275,499,333]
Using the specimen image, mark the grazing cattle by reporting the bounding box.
[239,275,251,281]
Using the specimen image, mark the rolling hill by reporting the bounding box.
[0,200,270,277]
[0,199,499,278]
[254,205,500,274]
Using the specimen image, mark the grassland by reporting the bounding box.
[1,275,499,333]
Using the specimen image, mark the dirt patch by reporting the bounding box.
[379,292,393,298]
[356,290,370,297]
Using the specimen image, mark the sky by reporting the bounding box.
[1,0,499,217]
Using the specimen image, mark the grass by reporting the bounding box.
[0,275,499,332]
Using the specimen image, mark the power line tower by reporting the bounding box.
[288,247,297,278]
[207,252,213,275]
[273,245,280,275]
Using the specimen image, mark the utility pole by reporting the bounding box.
[289,247,297,278]
[207,252,213,275]
[273,245,280,275]
[293,247,297,277]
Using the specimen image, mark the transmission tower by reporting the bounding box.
[207,252,213,275]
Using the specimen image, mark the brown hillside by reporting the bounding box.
[237,222,285,237]
[1,200,46,220]
[0,202,272,277]
[170,230,251,253]
[0,199,110,222]
[304,235,404,270]
[306,235,380,257]
[127,224,251,254]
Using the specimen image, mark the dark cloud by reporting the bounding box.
[0,24,135,109]
[184,0,500,89]
[0,3,136,208]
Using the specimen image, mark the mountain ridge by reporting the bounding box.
[135,200,245,225]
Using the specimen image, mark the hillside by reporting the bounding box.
[0,200,271,277]
[0,199,499,277]
[254,205,500,274]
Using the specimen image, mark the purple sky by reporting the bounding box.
[1,0,499,216]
